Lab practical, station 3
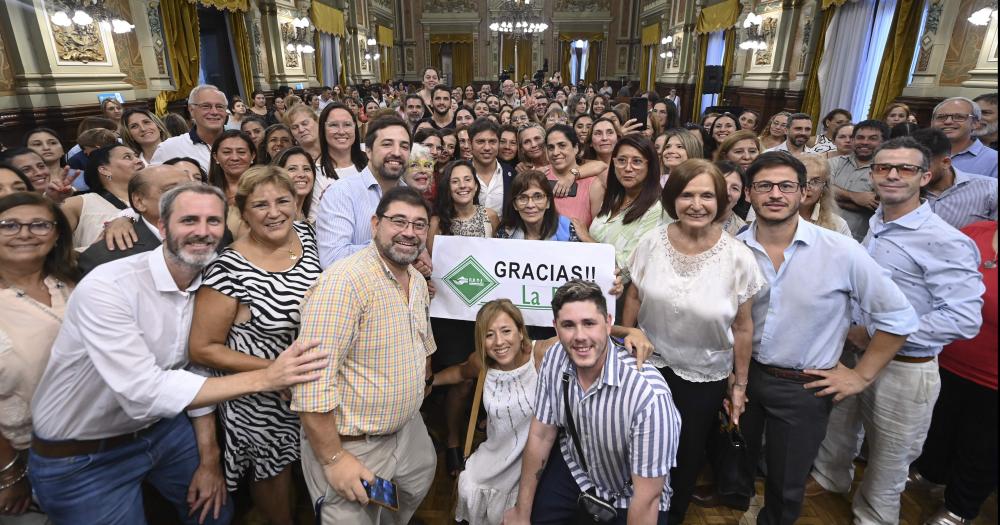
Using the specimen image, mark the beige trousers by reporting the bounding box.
[301,415,437,525]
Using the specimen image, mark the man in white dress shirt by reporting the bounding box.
[149,85,228,171]
[28,184,325,525]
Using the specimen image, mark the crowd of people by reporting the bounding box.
[0,68,996,525]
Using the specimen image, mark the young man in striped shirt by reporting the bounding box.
[504,280,681,524]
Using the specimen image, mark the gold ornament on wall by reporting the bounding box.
[52,22,108,63]
[280,22,300,68]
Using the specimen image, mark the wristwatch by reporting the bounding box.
[570,168,580,179]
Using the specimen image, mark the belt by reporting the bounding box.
[32,421,162,458]
[754,360,827,383]
[340,434,368,443]
[893,355,934,364]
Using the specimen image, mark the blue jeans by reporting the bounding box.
[28,416,233,525]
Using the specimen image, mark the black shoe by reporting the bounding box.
[445,447,465,477]
[690,485,750,511]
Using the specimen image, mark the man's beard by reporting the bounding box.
[164,229,219,270]
[975,121,999,137]
[376,232,424,266]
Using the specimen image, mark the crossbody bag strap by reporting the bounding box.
[561,372,590,474]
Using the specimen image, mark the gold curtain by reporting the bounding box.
[720,28,736,94]
[696,0,740,33]
[869,0,923,119]
[822,0,850,9]
[380,47,391,81]
[431,43,443,74]
[376,25,393,47]
[801,7,834,123]
[310,2,345,36]
[501,36,515,76]
[314,34,323,85]
[192,0,247,12]
[640,45,655,92]
[559,31,605,42]
[339,37,347,86]
[517,40,532,81]
[430,33,474,44]
[584,41,599,86]
[452,42,473,87]
[561,41,571,86]
[229,11,254,100]
[155,0,200,115]
[691,34,708,120]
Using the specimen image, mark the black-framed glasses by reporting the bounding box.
[378,214,429,232]
[750,181,801,194]
[0,220,56,236]
[871,163,925,177]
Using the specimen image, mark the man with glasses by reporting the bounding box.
[830,120,890,241]
[809,138,984,525]
[150,85,228,171]
[724,151,918,525]
[295,186,437,525]
[469,118,515,218]
[931,96,997,178]
[316,116,412,268]
[972,92,997,150]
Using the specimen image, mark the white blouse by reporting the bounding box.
[629,225,764,382]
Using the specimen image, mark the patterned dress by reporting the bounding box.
[201,221,322,490]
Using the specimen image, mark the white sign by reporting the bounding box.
[430,237,617,326]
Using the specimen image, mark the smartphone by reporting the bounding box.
[547,178,578,197]
[629,97,649,131]
[362,477,399,512]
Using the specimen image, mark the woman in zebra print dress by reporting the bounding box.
[189,165,322,525]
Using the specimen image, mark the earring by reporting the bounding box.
[105,174,112,181]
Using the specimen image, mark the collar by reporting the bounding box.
[740,215,814,252]
[360,166,406,192]
[844,154,869,169]
[562,337,623,389]
[142,217,163,241]
[148,245,202,293]
[872,200,934,231]
[954,138,985,157]
[188,126,207,145]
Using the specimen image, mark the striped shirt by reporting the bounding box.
[290,244,436,436]
[924,168,998,229]
[534,340,681,510]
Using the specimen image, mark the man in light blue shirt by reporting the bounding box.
[316,116,411,268]
[720,152,918,525]
[931,97,998,179]
[810,138,984,525]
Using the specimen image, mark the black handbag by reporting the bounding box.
[562,373,619,523]
[709,408,749,495]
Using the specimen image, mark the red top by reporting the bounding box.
[939,221,998,390]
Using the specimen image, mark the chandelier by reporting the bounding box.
[49,0,134,33]
[285,17,314,54]
[489,0,549,40]
[968,1,997,25]
[738,12,767,51]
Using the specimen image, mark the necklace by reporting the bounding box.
[250,232,298,260]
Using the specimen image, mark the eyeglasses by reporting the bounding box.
[379,214,428,232]
[871,163,925,177]
[0,220,56,236]
[193,103,228,113]
[932,113,974,123]
[806,178,828,189]
[750,181,801,194]
[613,157,647,170]
[514,193,548,206]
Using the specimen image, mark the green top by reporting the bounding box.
[589,202,671,269]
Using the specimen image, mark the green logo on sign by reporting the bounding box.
[442,256,500,306]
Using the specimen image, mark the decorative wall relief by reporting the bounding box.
[105,0,146,87]
[617,45,627,72]
[0,32,15,95]
[405,47,415,73]
[555,0,611,12]
[280,22,300,68]
[916,0,943,72]
[424,0,477,13]
[940,0,989,85]
[670,33,682,68]
[752,16,777,66]
[52,22,109,64]
[146,0,166,74]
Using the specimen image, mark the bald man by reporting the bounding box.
[78,165,191,275]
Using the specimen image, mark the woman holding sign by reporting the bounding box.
[427,160,501,477]
[621,159,764,523]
